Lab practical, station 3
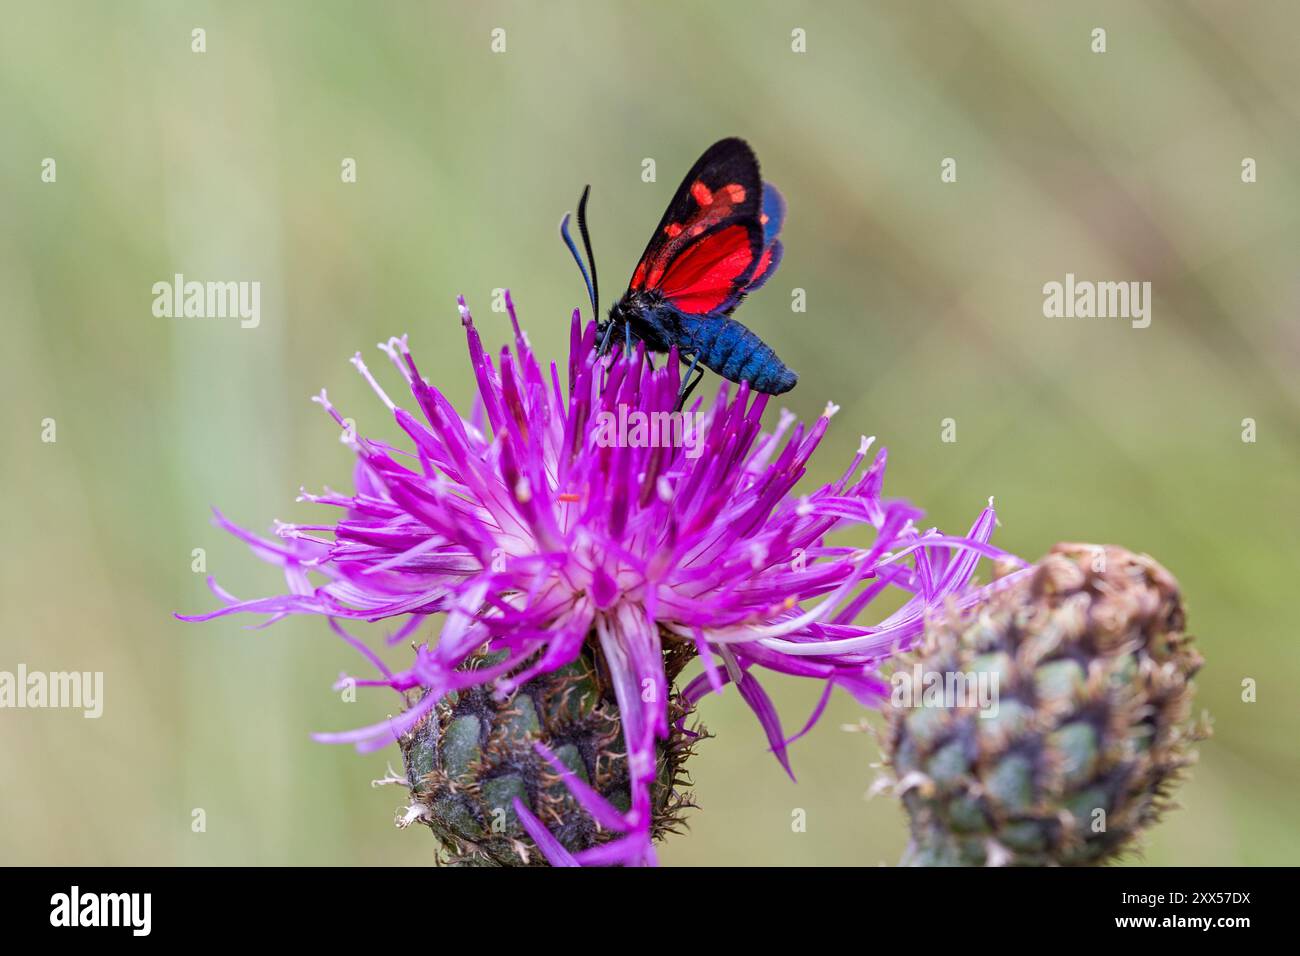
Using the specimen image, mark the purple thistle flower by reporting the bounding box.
[180,292,1024,866]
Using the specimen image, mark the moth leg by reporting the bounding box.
[625,320,632,359]
[675,353,703,411]
[597,323,615,356]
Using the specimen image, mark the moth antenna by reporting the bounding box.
[560,186,599,321]
[576,185,599,320]
[560,212,595,318]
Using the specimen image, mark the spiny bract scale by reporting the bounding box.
[399,641,700,866]
[883,543,1207,866]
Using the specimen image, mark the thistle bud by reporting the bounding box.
[882,544,1208,866]
[398,643,700,866]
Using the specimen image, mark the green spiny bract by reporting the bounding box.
[398,640,700,866]
[882,543,1207,866]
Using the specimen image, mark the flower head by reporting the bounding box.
[181,292,1022,865]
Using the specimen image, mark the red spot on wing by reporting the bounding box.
[690,180,714,206]
[657,225,754,314]
[745,239,782,292]
[664,222,683,238]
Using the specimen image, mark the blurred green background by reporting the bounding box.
[2,1,1297,866]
